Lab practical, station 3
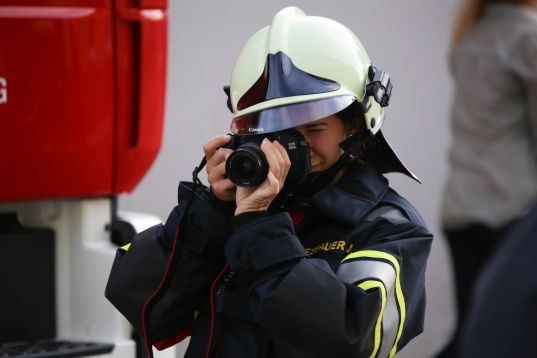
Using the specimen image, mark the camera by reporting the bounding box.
[221,130,311,187]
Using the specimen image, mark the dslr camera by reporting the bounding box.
[221,130,311,187]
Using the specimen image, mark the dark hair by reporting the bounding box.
[334,101,365,130]
[334,101,372,164]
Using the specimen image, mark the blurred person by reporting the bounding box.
[455,200,537,357]
[106,7,433,358]
[436,0,537,356]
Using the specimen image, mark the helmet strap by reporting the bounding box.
[291,130,372,198]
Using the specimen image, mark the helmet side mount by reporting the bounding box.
[366,64,392,108]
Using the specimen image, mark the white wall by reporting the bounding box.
[119,1,462,356]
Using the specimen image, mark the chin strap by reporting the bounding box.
[291,153,354,198]
[292,130,376,198]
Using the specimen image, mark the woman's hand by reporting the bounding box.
[235,139,291,215]
[204,135,236,201]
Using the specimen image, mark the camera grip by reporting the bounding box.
[218,134,241,150]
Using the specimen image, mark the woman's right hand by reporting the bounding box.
[203,135,236,201]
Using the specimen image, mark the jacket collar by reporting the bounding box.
[309,161,389,226]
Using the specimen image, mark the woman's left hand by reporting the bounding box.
[235,138,291,216]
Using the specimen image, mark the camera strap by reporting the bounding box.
[192,156,207,185]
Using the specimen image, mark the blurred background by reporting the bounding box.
[118,1,461,357]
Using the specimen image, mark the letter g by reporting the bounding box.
[0,77,6,104]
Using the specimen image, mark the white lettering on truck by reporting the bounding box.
[0,78,6,104]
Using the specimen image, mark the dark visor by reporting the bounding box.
[230,96,355,135]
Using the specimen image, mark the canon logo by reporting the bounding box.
[249,128,264,132]
[0,78,6,104]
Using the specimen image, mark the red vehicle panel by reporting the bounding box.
[0,0,167,202]
[113,0,167,195]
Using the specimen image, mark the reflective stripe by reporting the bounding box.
[339,250,406,358]
[121,243,131,251]
[337,259,399,358]
[357,280,386,358]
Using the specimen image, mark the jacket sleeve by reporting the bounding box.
[224,209,432,358]
[105,182,234,346]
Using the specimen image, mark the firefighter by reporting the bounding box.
[106,7,433,358]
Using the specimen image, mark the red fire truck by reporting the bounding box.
[0,1,174,357]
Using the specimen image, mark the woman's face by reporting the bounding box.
[293,114,356,173]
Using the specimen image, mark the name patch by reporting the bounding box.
[305,240,354,255]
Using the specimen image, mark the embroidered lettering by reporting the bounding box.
[304,240,351,255]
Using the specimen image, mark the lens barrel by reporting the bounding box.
[225,143,269,187]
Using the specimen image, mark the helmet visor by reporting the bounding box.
[230,96,355,135]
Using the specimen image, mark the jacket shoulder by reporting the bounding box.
[382,188,426,221]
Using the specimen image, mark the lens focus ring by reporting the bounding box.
[225,144,268,187]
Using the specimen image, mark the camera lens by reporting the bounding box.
[225,143,268,187]
[237,157,255,176]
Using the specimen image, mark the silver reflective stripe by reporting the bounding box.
[363,206,409,225]
[336,260,399,358]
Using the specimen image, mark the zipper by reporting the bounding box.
[206,264,235,358]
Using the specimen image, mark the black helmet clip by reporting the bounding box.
[366,64,392,107]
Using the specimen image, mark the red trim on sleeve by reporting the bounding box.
[154,315,196,351]
[142,226,180,358]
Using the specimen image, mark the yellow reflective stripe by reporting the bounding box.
[342,250,405,358]
[358,280,386,358]
[121,243,131,251]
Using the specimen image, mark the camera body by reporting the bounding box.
[221,130,311,187]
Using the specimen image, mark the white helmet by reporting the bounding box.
[225,7,419,182]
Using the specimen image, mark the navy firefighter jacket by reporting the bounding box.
[105,161,433,358]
